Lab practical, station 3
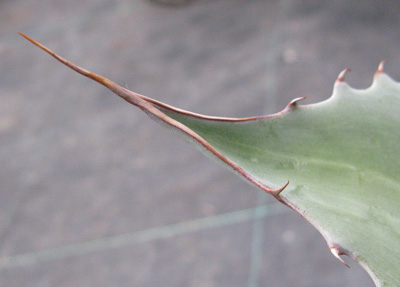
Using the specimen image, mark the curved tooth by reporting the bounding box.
[330,246,350,268]
[267,180,290,199]
[336,68,351,83]
[374,60,386,79]
[286,96,307,109]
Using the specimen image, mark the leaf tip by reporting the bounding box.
[19,32,44,50]
[329,246,350,268]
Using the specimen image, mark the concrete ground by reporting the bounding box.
[1,0,399,286]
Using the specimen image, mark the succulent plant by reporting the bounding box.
[20,33,400,287]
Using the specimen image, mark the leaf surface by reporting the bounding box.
[21,33,400,286]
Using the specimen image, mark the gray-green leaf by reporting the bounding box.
[21,33,400,287]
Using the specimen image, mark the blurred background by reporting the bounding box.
[1,0,400,286]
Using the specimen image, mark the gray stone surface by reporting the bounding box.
[1,0,399,286]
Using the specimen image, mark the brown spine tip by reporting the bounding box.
[330,246,350,268]
[19,32,51,54]
[336,68,351,82]
[374,60,386,78]
[286,96,307,109]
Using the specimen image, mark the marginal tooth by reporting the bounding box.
[375,60,386,78]
[330,247,350,268]
[268,180,289,198]
[286,96,307,109]
[336,68,351,82]
[378,59,386,73]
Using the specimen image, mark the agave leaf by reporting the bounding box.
[20,33,400,286]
